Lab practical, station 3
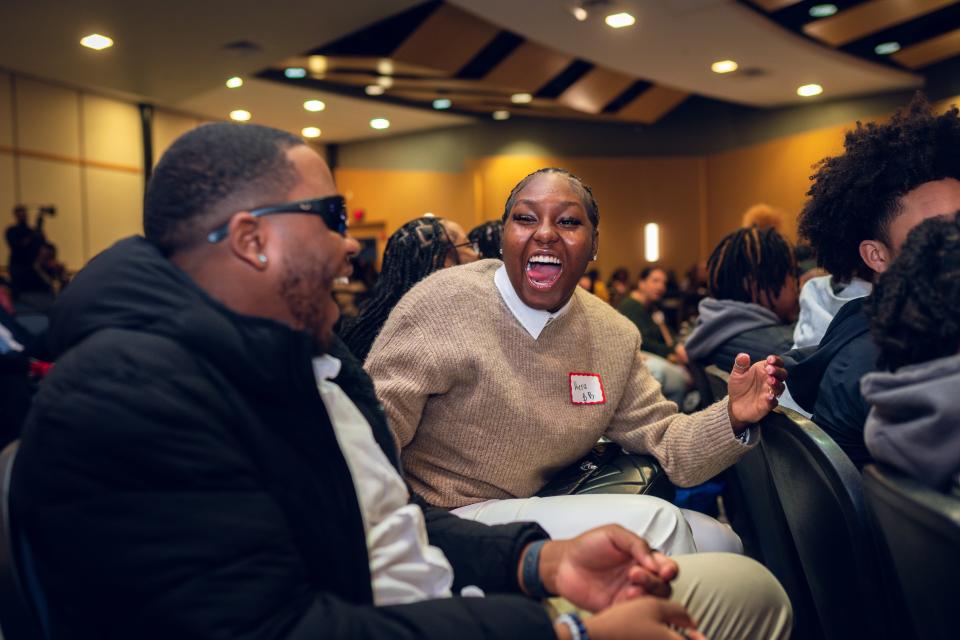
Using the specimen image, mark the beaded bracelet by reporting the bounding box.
[556,612,589,640]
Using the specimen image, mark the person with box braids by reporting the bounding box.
[340,216,477,362]
[685,226,798,371]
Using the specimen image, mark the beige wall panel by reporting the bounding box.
[0,71,13,148]
[15,77,80,158]
[334,168,474,237]
[617,86,689,124]
[557,68,635,115]
[82,94,143,169]
[153,110,201,164]
[392,4,499,75]
[85,167,144,258]
[484,41,574,93]
[18,157,84,270]
[0,152,16,267]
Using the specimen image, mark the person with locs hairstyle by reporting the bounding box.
[784,95,960,467]
[367,167,793,639]
[14,125,732,640]
[861,211,960,493]
[684,226,798,372]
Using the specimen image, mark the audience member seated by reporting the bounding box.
[367,167,791,568]
[784,95,960,468]
[12,123,745,640]
[339,216,478,362]
[617,267,690,406]
[740,203,785,233]
[468,219,503,259]
[578,268,609,302]
[862,211,960,493]
[606,267,630,308]
[685,226,798,372]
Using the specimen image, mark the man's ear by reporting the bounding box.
[226,212,269,270]
[859,239,892,275]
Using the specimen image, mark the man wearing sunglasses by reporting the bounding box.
[10,123,725,640]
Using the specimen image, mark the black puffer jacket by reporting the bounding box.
[12,236,551,640]
[783,298,878,467]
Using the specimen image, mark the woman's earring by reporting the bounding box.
[591,254,597,261]
[499,248,503,256]
[258,254,268,265]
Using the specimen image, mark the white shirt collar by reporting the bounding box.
[312,354,343,381]
[494,265,573,340]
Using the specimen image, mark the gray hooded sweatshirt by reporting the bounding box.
[684,298,794,372]
[862,353,960,491]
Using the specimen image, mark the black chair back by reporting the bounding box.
[0,441,47,640]
[864,464,960,639]
[705,366,824,640]
[760,406,903,640]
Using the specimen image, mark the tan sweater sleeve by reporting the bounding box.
[364,301,449,450]
[604,343,755,487]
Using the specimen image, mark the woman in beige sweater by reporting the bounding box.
[365,169,792,637]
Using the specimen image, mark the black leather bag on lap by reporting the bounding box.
[536,442,675,502]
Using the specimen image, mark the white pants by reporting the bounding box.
[451,494,742,555]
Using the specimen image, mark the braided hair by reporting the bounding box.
[707,226,797,309]
[468,220,503,259]
[339,216,456,362]
[501,168,600,229]
[866,211,960,371]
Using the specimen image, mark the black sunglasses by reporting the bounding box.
[206,195,347,243]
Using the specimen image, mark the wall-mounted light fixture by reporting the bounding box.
[644,223,660,262]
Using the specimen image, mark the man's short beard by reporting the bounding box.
[279,255,333,352]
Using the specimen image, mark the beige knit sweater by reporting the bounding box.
[365,260,753,509]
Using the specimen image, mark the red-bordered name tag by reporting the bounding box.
[569,372,606,405]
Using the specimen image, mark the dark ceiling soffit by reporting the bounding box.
[311,0,442,57]
[740,0,960,71]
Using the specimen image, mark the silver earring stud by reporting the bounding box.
[257,254,268,265]
[591,254,597,260]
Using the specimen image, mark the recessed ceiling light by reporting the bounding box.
[377,59,394,76]
[365,85,385,96]
[511,93,533,104]
[809,4,838,18]
[875,41,901,55]
[303,99,326,112]
[284,67,307,79]
[377,76,394,89]
[229,109,251,122]
[370,118,390,130]
[711,60,738,74]
[572,6,588,21]
[432,98,452,110]
[605,12,636,29]
[301,127,321,138]
[797,83,823,97]
[308,55,328,74]
[80,33,113,50]
[225,76,243,89]
[492,110,511,121]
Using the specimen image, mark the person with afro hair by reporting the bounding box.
[860,212,960,492]
[785,95,960,467]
